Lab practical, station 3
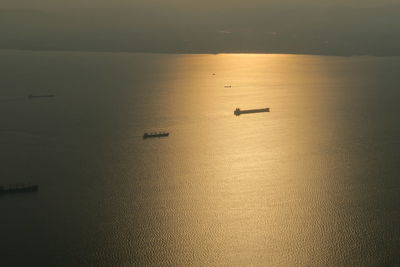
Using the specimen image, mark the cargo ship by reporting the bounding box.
[143,132,169,139]
[0,184,38,194]
[28,94,55,99]
[234,107,270,116]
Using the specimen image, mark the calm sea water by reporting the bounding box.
[0,50,399,266]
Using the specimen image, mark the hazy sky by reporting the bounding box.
[1,0,399,55]
[2,0,399,8]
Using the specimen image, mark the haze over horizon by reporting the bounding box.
[1,0,400,55]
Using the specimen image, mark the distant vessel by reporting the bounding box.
[143,132,170,139]
[234,107,270,116]
[0,184,38,194]
[28,94,55,99]
[224,85,232,88]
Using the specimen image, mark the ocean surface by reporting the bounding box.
[0,50,399,266]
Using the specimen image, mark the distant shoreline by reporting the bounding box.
[1,48,399,58]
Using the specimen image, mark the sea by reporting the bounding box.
[0,50,399,266]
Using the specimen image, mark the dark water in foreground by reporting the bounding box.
[1,50,399,266]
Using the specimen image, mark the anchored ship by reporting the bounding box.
[143,132,169,139]
[234,107,270,116]
[0,184,38,194]
[28,94,55,99]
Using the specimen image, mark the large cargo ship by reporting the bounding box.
[0,184,38,194]
[143,132,169,139]
[234,107,270,116]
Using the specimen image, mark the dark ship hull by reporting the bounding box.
[0,185,38,194]
[28,94,55,99]
[234,107,270,116]
[143,132,169,139]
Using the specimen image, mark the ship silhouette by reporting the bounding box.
[234,107,270,116]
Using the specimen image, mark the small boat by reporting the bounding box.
[143,132,169,139]
[234,107,270,116]
[0,184,38,194]
[224,85,232,88]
